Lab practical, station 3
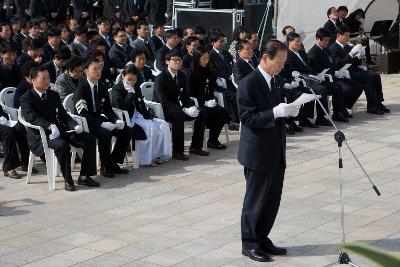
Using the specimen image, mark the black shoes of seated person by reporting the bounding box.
[78,176,100,187]
[379,103,390,113]
[100,166,115,178]
[315,117,331,126]
[111,162,129,174]
[260,238,288,256]
[65,182,76,191]
[207,141,227,150]
[299,118,318,128]
[332,113,349,123]
[367,106,384,115]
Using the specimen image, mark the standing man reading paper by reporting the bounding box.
[238,40,299,262]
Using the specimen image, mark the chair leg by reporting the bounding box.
[26,152,35,184]
[96,143,100,172]
[134,141,139,169]
[45,149,56,191]
[71,152,76,170]
[224,124,230,144]
[203,129,209,151]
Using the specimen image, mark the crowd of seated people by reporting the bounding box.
[0,3,389,191]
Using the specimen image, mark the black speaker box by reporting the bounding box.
[243,2,274,37]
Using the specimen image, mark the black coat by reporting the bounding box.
[122,0,145,21]
[137,65,155,85]
[144,0,167,25]
[307,44,338,75]
[155,45,172,71]
[20,88,78,156]
[16,53,34,67]
[153,69,192,110]
[73,79,119,127]
[42,61,61,84]
[323,19,339,44]
[237,69,286,172]
[68,41,88,57]
[328,42,362,72]
[208,48,234,80]
[232,57,255,83]
[283,49,313,80]
[149,35,164,57]
[108,43,130,69]
[14,79,31,108]
[41,43,57,64]
[0,63,22,88]
[186,66,218,107]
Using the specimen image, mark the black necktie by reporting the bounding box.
[174,75,178,86]
[41,93,47,102]
[93,85,98,111]
[219,52,225,62]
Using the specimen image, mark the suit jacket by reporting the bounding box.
[68,41,88,57]
[324,19,339,44]
[130,38,154,67]
[149,35,164,57]
[54,71,83,102]
[232,57,255,83]
[283,49,313,80]
[99,35,114,52]
[122,0,145,21]
[42,61,63,84]
[0,63,21,88]
[14,0,30,19]
[111,81,152,119]
[108,43,130,69]
[237,69,286,172]
[144,0,167,25]
[182,53,192,70]
[155,45,172,71]
[42,0,68,23]
[186,66,218,107]
[153,68,192,110]
[102,0,122,20]
[208,48,234,80]
[16,53,34,67]
[307,44,338,75]
[41,43,57,64]
[137,65,154,85]
[328,42,362,72]
[14,79,31,108]
[73,78,119,127]
[20,87,78,156]
[71,0,91,23]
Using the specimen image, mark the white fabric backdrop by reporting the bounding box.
[275,0,398,51]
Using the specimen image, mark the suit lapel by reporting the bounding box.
[30,88,50,118]
[254,69,273,105]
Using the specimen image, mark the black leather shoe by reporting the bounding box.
[332,113,349,123]
[111,162,129,174]
[242,247,272,262]
[299,118,318,128]
[207,141,227,150]
[261,239,287,255]
[189,147,210,156]
[367,106,384,115]
[78,176,100,187]
[288,120,303,132]
[65,182,76,192]
[379,103,390,113]
[228,123,240,131]
[100,166,114,178]
[4,170,21,179]
[342,109,353,118]
[316,117,331,126]
[286,125,295,135]
[172,152,189,161]
[20,165,39,173]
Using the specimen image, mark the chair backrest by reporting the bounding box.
[0,87,16,107]
[115,73,122,84]
[140,82,154,101]
[63,94,74,113]
[231,74,238,89]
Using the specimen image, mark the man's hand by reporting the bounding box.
[115,119,125,130]
[183,106,199,117]
[49,124,60,140]
[74,125,83,134]
[0,116,8,125]
[204,99,217,108]
[273,103,299,118]
[100,122,116,131]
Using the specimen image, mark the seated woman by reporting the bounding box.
[186,47,231,150]
[111,65,172,166]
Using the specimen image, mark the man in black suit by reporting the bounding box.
[71,0,91,27]
[130,21,154,67]
[247,31,260,65]
[96,17,113,54]
[122,0,145,22]
[155,29,179,71]
[153,49,209,160]
[0,43,22,89]
[0,22,22,55]
[144,0,167,25]
[208,32,239,130]
[14,61,39,109]
[14,0,30,20]
[182,36,199,70]
[238,40,298,262]
[41,28,63,64]
[42,0,69,25]
[20,66,99,191]
[17,38,43,67]
[108,28,131,70]
[308,28,363,119]
[149,24,165,57]
[73,57,132,177]
[42,46,71,83]
[324,7,340,45]
[68,28,89,57]
[232,40,256,83]
[329,25,388,115]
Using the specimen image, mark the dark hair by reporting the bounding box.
[26,19,40,30]
[83,56,100,69]
[193,25,206,35]
[86,30,99,42]
[10,17,20,25]
[66,56,83,71]
[75,27,87,36]
[232,26,248,41]
[183,27,193,37]
[327,7,336,18]
[336,25,350,35]
[153,24,164,30]
[55,46,71,60]
[337,6,348,13]
[88,50,104,59]
[316,28,331,40]
[349,9,365,20]
[21,61,40,77]
[260,39,287,59]
[191,46,208,71]
[282,25,294,35]
[0,42,17,54]
[96,17,110,25]
[286,32,301,43]
[0,22,10,31]
[130,48,146,61]
[185,36,199,46]
[46,28,61,38]
[57,23,68,32]
[112,28,125,37]
[175,27,184,38]
[263,34,277,45]
[209,32,225,43]
[22,38,43,52]
[30,66,48,79]
[136,20,149,31]
[164,29,177,40]
[123,20,135,28]
[122,64,139,76]
[165,49,182,60]
[235,39,251,52]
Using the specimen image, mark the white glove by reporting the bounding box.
[343,70,351,79]
[273,103,299,118]
[183,106,199,118]
[291,80,301,88]
[115,119,125,130]
[74,125,83,134]
[334,71,345,79]
[349,44,362,57]
[216,77,227,89]
[0,116,7,125]
[100,121,116,131]
[358,66,367,71]
[204,99,217,108]
[49,124,60,140]
[283,83,293,90]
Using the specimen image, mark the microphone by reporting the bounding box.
[291,71,320,83]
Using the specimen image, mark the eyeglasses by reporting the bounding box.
[169,58,183,63]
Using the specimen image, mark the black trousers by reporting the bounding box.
[48,132,97,183]
[335,78,363,109]
[203,105,230,143]
[350,70,384,108]
[163,107,206,153]
[241,162,285,249]
[301,81,329,119]
[89,125,132,166]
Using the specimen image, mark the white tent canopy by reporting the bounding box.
[275,0,399,50]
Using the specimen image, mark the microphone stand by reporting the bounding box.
[299,76,381,267]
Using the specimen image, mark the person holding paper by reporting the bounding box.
[20,67,98,191]
[238,40,298,262]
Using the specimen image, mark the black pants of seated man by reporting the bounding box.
[0,122,30,172]
[335,78,363,109]
[241,159,285,249]
[302,81,340,119]
[88,125,132,168]
[46,132,97,183]
[350,70,384,108]
[163,107,206,153]
[203,105,230,143]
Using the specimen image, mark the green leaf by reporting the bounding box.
[342,243,400,267]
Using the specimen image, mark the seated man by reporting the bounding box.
[108,28,131,70]
[130,21,154,67]
[14,61,39,108]
[153,49,209,160]
[232,40,256,83]
[17,38,43,66]
[20,66,98,191]
[42,46,71,83]
[155,29,179,71]
[73,57,132,177]
[54,56,84,102]
[149,23,165,57]
[0,43,22,89]
[182,36,199,70]
[329,25,388,115]
[308,28,363,120]
[68,28,89,57]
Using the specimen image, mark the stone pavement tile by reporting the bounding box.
[141,247,192,266]
[82,238,130,253]
[2,234,45,249]
[121,260,164,267]
[112,229,155,244]
[53,247,104,265]
[0,249,45,266]
[22,256,75,267]
[114,244,158,260]
[80,253,132,266]
[0,229,20,242]
[30,226,74,240]
[57,232,103,246]
[172,257,216,267]
[0,260,17,267]
[0,244,18,257]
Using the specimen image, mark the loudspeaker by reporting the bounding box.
[380,50,400,74]
[243,3,274,37]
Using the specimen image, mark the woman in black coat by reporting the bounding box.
[186,47,230,150]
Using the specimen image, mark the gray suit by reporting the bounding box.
[130,38,154,67]
[54,71,84,102]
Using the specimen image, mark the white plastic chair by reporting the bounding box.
[0,87,18,120]
[213,92,230,144]
[152,61,162,76]
[140,82,155,101]
[230,74,238,89]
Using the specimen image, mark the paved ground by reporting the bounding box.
[1,74,400,267]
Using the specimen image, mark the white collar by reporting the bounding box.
[213,47,221,54]
[87,78,97,89]
[336,40,345,49]
[168,68,178,78]
[316,43,323,50]
[137,36,148,43]
[166,44,173,50]
[257,65,272,89]
[34,88,45,97]
[53,61,60,72]
[330,18,337,25]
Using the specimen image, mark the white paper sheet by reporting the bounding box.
[319,68,330,75]
[339,63,352,72]
[292,93,321,106]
